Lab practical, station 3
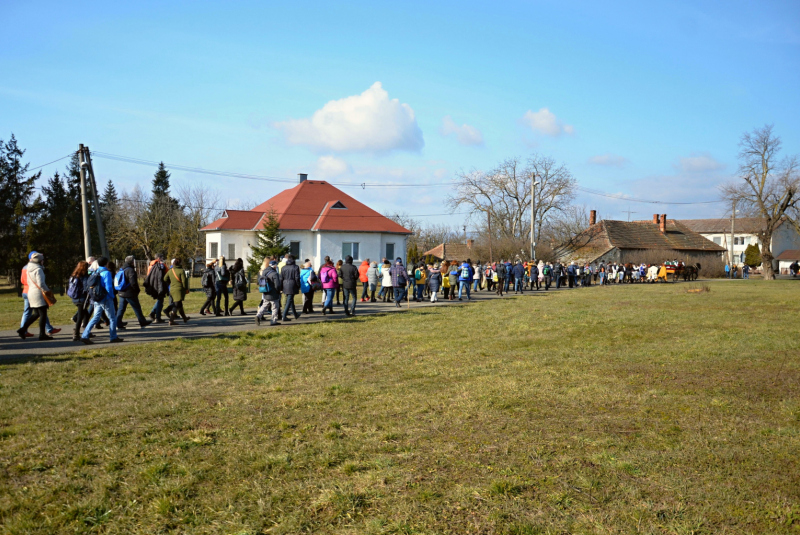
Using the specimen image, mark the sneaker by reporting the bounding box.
[80,338,94,345]
[49,328,61,335]
[110,338,124,343]
[140,319,153,328]
[183,316,190,323]
[25,332,34,338]
[270,321,281,326]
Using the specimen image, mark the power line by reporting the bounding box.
[27,153,73,171]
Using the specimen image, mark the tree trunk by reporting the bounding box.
[761,237,775,280]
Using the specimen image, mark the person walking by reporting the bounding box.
[162,258,190,325]
[389,258,409,308]
[320,257,339,315]
[340,255,359,316]
[543,263,552,290]
[530,262,540,290]
[199,261,217,315]
[280,254,301,321]
[144,254,168,323]
[457,259,474,300]
[512,260,526,294]
[358,259,371,302]
[80,257,123,344]
[381,260,393,302]
[19,251,59,338]
[255,259,282,326]
[442,261,451,300]
[335,260,344,306]
[214,256,230,316]
[428,263,442,302]
[115,256,153,329]
[448,262,460,300]
[553,261,563,289]
[300,260,317,313]
[17,252,56,341]
[414,262,427,302]
[495,260,507,296]
[366,261,379,302]
[67,260,91,341]
[228,258,249,315]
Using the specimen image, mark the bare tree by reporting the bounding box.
[527,154,577,248]
[722,125,799,280]
[543,204,594,246]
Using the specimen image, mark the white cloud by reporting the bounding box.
[314,155,351,178]
[440,115,484,146]
[676,153,725,173]
[275,82,424,153]
[588,153,628,167]
[521,107,574,137]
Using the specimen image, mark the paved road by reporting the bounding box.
[0,287,553,360]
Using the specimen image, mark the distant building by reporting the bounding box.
[554,211,726,264]
[200,175,411,270]
[775,249,800,275]
[422,240,475,262]
[678,218,800,268]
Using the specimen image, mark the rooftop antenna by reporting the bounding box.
[622,207,637,221]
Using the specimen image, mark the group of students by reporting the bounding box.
[16,251,200,344]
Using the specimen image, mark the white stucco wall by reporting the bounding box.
[205,230,407,271]
[700,223,800,267]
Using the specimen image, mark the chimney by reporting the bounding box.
[659,214,667,234]
[653,214,659,225]
[298,173,308,183]
[590,210,597,226]
[467,239,474,249]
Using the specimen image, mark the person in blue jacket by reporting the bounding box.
[458,259,474,301]
[512,260,526,293]
[80,257,124,344]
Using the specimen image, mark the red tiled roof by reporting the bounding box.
[776,249,800,261]
[200,210,265,231]
[422,243,474,261]
[201,180,411,234]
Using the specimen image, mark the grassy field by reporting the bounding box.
[1,281,799,534]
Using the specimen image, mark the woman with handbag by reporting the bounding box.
[163,258,190,325]
[17,252,56,341]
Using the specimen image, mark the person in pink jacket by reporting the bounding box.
[319,256,339,315]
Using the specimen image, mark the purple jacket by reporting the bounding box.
[320,265,338,290]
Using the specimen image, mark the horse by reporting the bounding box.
[682,263,701,281]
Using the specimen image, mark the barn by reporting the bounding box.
[201,175,411,270]
[554,212,726,265]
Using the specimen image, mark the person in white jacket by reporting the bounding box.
[17,252,55,341]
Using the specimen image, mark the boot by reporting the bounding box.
[169,312,177,326]
[200,309,206,316]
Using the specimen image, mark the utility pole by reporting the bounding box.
[83,147,109,259]
[530,178,540,261]
[730,199,736,267]
[77,144,92,259]
[487,210,493,263]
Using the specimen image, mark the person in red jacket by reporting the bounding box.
[358,259,371,302]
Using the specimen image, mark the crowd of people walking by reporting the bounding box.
[14,250,708,342]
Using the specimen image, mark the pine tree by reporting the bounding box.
[247,209,288,275]
[744,244,762,267]
[101,180,119,210]
[151,162,178,207]
[0,134,39,283]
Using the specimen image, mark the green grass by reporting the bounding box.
[1,281,799,533]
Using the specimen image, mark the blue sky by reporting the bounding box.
[2,1,799,225]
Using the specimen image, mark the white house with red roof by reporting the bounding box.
[200,174,411,270]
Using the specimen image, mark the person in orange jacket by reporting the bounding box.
[358,259,371,302]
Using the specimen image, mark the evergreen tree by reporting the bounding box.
[151,162,179,207]
[744,244,762,267]
[101,179,119,210]
[246,209,288,275]
[0,134,39,284]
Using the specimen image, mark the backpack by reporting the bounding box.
[415,269,422,281]
[543,266,551,276]
[201,270,213,289]
[461,266,470,279]
[67,276,83,300]
[87,271,107,301]
[234,270,248,291]
[257,270,272,293]
[309,270,318,283]
[320,267,331,284]
[114,269,130,292]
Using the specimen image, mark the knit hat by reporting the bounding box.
[28,251,39,259]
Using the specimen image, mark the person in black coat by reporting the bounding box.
[340,255,360,316]
[280,255,301,321]
[228,258,249,315]
[200,261,217,315]
[115,256,153,328]
[530,263,540,290]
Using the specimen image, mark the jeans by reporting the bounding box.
[743,272,749,279]
[361,282,369,300]
[555,275,562,289]
[504,278,511,292]
[21,293,54,333]
[116,295,148,325]
[514,279,523,292]
[458,281,471,299]
[215,282,229,312]
[473,280,480,291]
[150,298,164,319]
[393,286,406,304]
[323,288,335,310]
[415,283,425,300]
[283,294,299,319]
[83,297,118,340]
[343,288,356,314]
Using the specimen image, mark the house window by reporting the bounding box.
[290,241,300,258]
[228,243,236,260]
[342,242,359,260]
[386,243,395,260]
[712,237,721,245]
[209,242,218,259]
